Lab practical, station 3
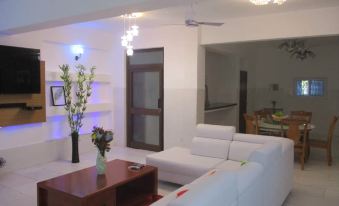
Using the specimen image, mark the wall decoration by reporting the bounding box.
[51,86,66,106]
[278,39,316,61]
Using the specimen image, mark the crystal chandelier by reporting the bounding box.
[121,13,142,56]
[250,0,286,5]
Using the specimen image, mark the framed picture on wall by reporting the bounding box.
[51,86,66,106]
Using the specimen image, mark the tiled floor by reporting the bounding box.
[0,146,338,206]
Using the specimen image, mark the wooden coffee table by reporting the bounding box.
[37,159,158,206]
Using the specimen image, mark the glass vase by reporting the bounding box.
[96,152,107,175]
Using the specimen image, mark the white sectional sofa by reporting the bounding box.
[146,124,294,206]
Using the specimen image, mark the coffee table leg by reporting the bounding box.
[38,186,47,206]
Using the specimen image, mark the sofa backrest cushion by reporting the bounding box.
[191,137,231,159]
[228,141,262,161]
[196,124,235,140]
[168,171,237,206]
[233,133,293,154]
[248,142,282,169]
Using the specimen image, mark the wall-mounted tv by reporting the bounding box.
[0,45,41,94]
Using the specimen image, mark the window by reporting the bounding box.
[296,79,325,96]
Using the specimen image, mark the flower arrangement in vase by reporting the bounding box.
[91,126,113,175]
[60,64,95,163]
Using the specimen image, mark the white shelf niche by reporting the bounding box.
[47,103,113,117]
[45,71,111,83]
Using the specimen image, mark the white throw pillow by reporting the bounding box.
[191,137,231,159]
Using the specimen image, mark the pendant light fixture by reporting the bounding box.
[121,13,142,56]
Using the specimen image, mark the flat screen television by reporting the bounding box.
[0,45,41,94]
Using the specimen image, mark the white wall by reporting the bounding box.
[0,25,114,150]
[204,50,239,127]
[247,43,339,138]
[112,25,200,149]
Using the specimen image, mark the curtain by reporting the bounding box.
[310,80,324,96]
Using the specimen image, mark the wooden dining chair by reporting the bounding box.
[290,111,313,123]
[308,116,338,166]
[254,109,272,121]
[254,110,273,135]
[243,114,258,135]
[282,118,308,170]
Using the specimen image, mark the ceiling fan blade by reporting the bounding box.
[197,22,224,26]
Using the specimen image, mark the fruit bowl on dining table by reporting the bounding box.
[272,112,288,122]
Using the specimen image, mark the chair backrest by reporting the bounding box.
[243,114,258,134]
[254,109,272,123]
[290,111,312,123]
[327,116,338,146]
[281,118,307,145]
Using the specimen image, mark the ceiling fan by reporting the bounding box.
[182,0,224,27]
[185,19,224,27]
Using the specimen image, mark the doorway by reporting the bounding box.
[126,48,164,151]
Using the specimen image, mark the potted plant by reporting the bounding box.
[91,126,113,175]
[60,64,95,163]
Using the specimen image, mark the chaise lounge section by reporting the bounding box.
[146,124,294,206]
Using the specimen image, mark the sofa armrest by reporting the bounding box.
[248,142,282,169]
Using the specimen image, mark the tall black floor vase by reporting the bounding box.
[71,132,80,163]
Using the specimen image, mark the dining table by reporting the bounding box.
[257,119,315,133]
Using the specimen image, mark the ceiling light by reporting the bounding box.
[131,25,139,36]
[126,45,134,56]
[250,0,270,5]
[121,36,128,47]
[273,0,286,5]
[250,0,286,5]
[121,13,141,56]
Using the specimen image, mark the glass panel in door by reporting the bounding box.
[132,71,160,109]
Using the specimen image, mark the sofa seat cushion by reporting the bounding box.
[168,171,238,206]
[214,161,264,193]
[146,147,225,177]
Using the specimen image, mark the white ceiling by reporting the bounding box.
[75,0,339,31]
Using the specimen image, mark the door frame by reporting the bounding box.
[126,48,164,151]
[239,70,248,133]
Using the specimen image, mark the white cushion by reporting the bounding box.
[168,171,238,206]
[196,124,235,140]
[249,142,282,169]
[233,133,293,154]
[146,147,224,178]
[191,137,231,159]
[228,141,262,161]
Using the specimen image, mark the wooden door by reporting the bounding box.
[126,48,164,151]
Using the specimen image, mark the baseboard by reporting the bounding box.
[0,134,96,175]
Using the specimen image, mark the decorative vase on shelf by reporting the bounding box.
[96,152,107,175]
